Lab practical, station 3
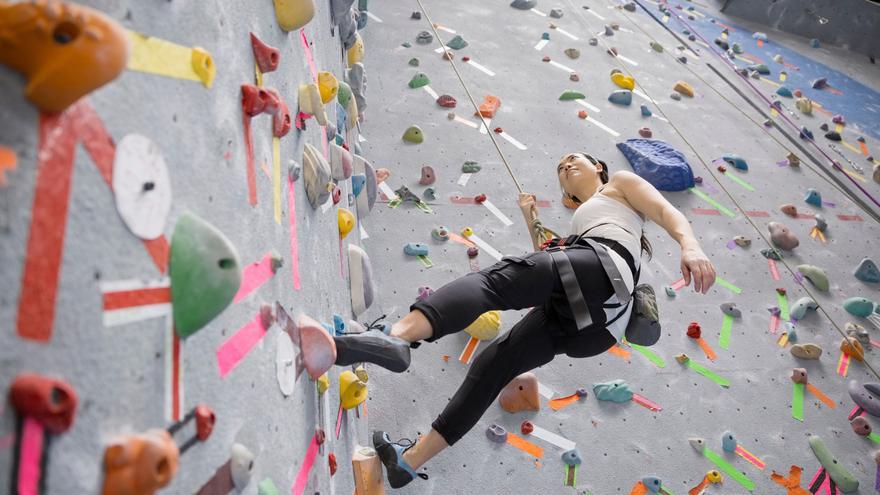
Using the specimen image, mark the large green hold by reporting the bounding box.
[649,41,664,52]
[446,35,468,50]
[843,297,876,317]
[408,72,430,89]
[797,264,828,291]
[462,161,481,173]
[402,125,424,144]
[337,81,353,107]
[559,90,586,101]
[808,435,859,492]
[171,212,242,338]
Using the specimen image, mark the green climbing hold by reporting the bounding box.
[171,212,242,338]
[258,479,280,495]
[843,297,876,317]
[559,90,585,101]
[408,57,420,67]
[797,264,829,291]
[808,436,859,492]
[402,125,424,144]
[337,81,353,107]
[649,41,664,52]
[408,72,430,89]
[732,42,743,54]
[446,35,468,50]
[401,41,412,48]
[462,161,481,173]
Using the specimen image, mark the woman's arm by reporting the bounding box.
[615,171,717,294]
[518,193,544,251]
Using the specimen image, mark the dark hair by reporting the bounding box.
[563,153,653,260]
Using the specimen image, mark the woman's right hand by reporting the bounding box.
[518,193,538,222]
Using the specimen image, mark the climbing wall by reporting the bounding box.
[356,0,880,493]
[0,0,375,493]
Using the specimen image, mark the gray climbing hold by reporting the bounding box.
[288,161,302,182]
[561,449,582,466]
[797,265,828,291]
[721,431,737,453]
[608,90,633,106]
[732,42,743,54]
[846,322,869,345]
[510,0,537,9]
[714,38,729,51]
[486,424,508,443]
[688,437,706,452]
[790,297,818,320]
[720,303,741,318]
[446,35,468,50]
[650,41,663,52]
[416,31,433,45]
[810,38,820,48]
[748,64,770,74]
[462,161,481,173]
[640,104,652,117]
[589,38,598,46]
[593,379,632,403]
[850,381,880,416]
[408,58,419,67]
[773,54,784,63]
[604,25,614,36]
[760,248,782,260]
[401,41,412,48]
[423,187,437,201]
[843,297,876,317]
[768,221,798,250]
[549,8,563,18]
[642,476,662,493]
[664,286,675,298]
[855,258,880,283]
[670,92,681,101]
[623,2,636,12]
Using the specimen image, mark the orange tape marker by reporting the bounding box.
[506,433,544,459]
[696,338,717,361]
[608,345,631,361]
[458,336,480,364]
[548,393,580,411]
[629,481,650,495]
[806,383,836,408]
[0,145,16,186]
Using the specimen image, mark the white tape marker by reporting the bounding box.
[435,24,456,34]
[467,234,503,261]
[575,99,601,113]
[422,85,439,99]
[377,181,399,202]
[534,39,550,51]
[499,131,528,150]
[359,224,369,240]
[587,9,606,20]
[530,425,577,452]
[548,60,576,73]
[556,28,579,40]
[482,199,514,226]
[586,116,620,137]
[365,11,383,22]
[453,115,480,129]
[617,54,639,66]
[537,382,555,400]
[457,173,472,186]
[479,118,492,135]
[531,8,547,16]
[467,59,496,77]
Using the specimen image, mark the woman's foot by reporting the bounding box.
[334,331,411,372]
[372,431,429,488]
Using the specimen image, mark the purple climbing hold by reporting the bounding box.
[799,127,814,140]
[616,139,695,191]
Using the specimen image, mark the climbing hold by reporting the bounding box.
[478,95,502,118]
[604,25,614,36]
[713,38,729,51]
[642,477,662,493]
[673,81,694,98]
[570,73,580,82]
[408,57,420,67]
[437,95,457,108]
[431,226,450,242]
[797,265,828,291]
[347,32,365,66]
[499,372,541,413]
[688,437,706,452]
[747,64,770,75]
[752,32,767,41]
[446,35,468,50]
[775,85,793,98]
[329,142,353,180]
[841,337,865,361]
[640,104,652,117]
[441,50,455,61]
[617,139,695,191]
[811,77,828,89]
[772,54,784,64]
[298,315,337,379]
[851,416,871,436]
[402,125,424,144]
[410,11,421,19]
[677,56,687,64]
[542,55,551,62]
[608,90,633,106]
[850,381,880,416]
[720,154,747,171]
[101,429,180,494]
[298,83,328,125]
[250,33,280,74]
[464,311,501,341]
[790,297,818,320]
[416,31,433,44]
[565,48,581,59]
[589,38,598,46]
[317,71,339,104]
[273,0,315,31]
[510,0,537,9]
[424,187,437,201]
[353,155,377,219]
[559,90,586,101]
[592,379,633,403]
[170,213,241,338]
[576,388,588,398]
[316,374,330,395]
[855,258,880,283]
[403,243,428,257]
[348,244,375,317]
[612,72,636,90]
[664,286,675,297]
[408,72,430,89]
[706,470,723,484]
[824,131,842,141]
[720,303,741,318]
[810,38,820,48]
[685,322,701,339]
[820,123,830,132]
[375,168,390,183]
[721,431,737,453]
[467,247,479,258]
[578,110,588,119]
[520,421,534,435]
[832,114,846,125]
[732,42,743,54]
[486,424,508,443]
[787,153,800,167]
[417,286,433,302]
[419,165,436,185]
[562,449,582,467]
[846,322,870,345]
[808,436,859,492]
[607,47,619,57]
[733,236,750,247]
[790,343,823,360]
[638,128,652,138]
[795,97,813,115]
[338,208,355,238]
[9,374,78,433]
[302,143,332,208]
[549,7,563,17]
[780,204,797,217]
[541,32,550,41]
[768,222,798,250]
[339,370,368,410]
[675,353,691,364]
[230,443,255,490]
[650,41,664,52]
[791,368,808,384]
[843,297,876,317]
[669,93,682,101]
[461,227,474,237]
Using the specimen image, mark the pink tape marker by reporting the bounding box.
[734,445,765,470]
[287,178,301,290]
[669,278,687,291]
[291,434,320,495]
[631,393,662,412]
[217,313,268,378]
[233,252,279,302]
[768,259,780,280]
[335,404,344,439]
[18,417,44,495]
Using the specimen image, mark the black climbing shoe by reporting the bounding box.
[334,330,411,372]
[372,431,429,489]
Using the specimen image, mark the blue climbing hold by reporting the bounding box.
[752,32,767,41]
[336,104,348,135]
[351,174,366,197]
[332,314,347,336]
[804,188,822,207]
[800,127,814,140]
[593,379,633,403]
[843,297,876,317]
[608,90,633,106]
[855,258,880,283]
[721,431,737,453]
[640,104,652,117]
[561,449,582,466]
[721,154,748,171]
[541,32,550,40]
[404,242,429,256]
[776,86,793,98]
[642,476,662,493]
[616,139,695,191]
[788,327,798,343]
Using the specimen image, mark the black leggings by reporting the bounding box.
[411,242,633,445]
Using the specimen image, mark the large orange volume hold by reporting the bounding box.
[0,0,129,113]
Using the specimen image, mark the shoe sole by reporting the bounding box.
[335,331,411,372]
[372,431,413,489]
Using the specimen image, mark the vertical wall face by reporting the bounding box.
[721,0,880,57]
[0,0,371,493]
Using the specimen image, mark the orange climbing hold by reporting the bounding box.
[477,95,501,118]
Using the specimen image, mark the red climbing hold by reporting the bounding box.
[686,322,701,339]
[776,287,787,295]
[462,56,471,62]
[332,184,342,205]
[493,127,503,134]
[542,56,551,62]
[250,32,280,73]
[328,453,338,476]
[475,194,487,203]
[437,94,457,108]
[717,165,727,173]
[521,421,535,435]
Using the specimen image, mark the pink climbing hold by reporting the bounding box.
[638,127,652,138]
[298,314,337,380]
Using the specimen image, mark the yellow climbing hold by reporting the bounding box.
[340,370,368,410]
[273,0,316,31]
[673,81,694,97]
[464,310,502,341]
[316,373,330,394]
[348,32,365,66]
[318,71,339,104]
[338,208,355,238]
[611,72,635,91]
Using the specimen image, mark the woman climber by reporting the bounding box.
[332,152,716,488]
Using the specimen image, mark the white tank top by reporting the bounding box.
[570,192,645,263]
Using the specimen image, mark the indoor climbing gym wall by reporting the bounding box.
[0,0,378,494]
[355,0,880,494]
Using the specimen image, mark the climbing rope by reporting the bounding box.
[563,0,880,381]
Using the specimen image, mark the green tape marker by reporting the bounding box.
[724,172,756,191]
[703,447,756,490]
[687,359,731,388]
[868,432,880,445]
[714,276,742,294]
[388,198,402,208]
[417,255,433,268]
[688,188,737,218]
[623,339,666,368]
[791,382,805,421]
[719,314,733,349]
[776,292,790,321]
[564,465,578,486]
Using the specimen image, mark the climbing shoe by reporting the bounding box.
[334,330,411,372]
[372,431,429,489]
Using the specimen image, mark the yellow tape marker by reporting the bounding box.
[272,137,282,224]
[127,30,215,88]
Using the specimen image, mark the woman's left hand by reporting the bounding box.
[680,247,715,294]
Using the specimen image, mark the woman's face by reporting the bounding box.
[557,153,602,196]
